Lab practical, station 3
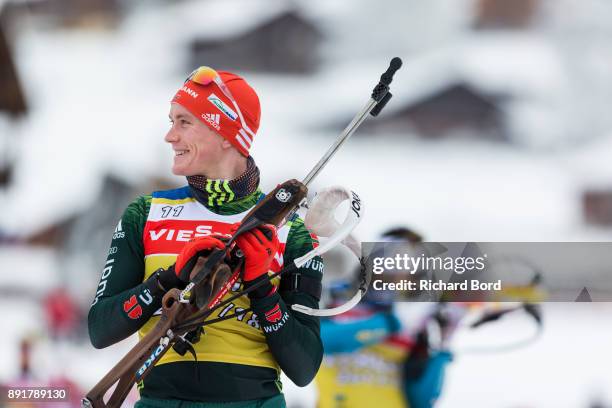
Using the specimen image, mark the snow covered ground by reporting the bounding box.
[283,303,612,408]
[1,296,610,407]
[438,303,612,408]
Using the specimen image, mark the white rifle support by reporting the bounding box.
[290,186,367,317]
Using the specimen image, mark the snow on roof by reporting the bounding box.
[0,25,581,240]
[127,0,292,46]
[307,33,568,124]
[0,3,607,243]
[458,33,569,99]
[0,0,304,238]
[278,33,570,149]
[0,22,178,237]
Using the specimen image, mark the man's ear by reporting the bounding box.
[221,139,233,150]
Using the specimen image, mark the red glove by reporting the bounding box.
[235,224,279,282]
[174,235,225,282]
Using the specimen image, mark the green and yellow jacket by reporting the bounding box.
[88,185,324,402]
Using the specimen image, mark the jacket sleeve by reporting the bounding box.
[87,195,163,349]
[247,217,324,387]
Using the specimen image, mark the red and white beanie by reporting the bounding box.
[171,71,260,156]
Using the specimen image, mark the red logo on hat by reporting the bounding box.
[123,295,143,320]
[264,303,282,323]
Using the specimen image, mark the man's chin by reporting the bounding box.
[172,165,202,177]
[171,165,188,176]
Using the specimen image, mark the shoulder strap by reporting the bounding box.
[280,272,322,301]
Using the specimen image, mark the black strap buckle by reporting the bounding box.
[280,272,322,301]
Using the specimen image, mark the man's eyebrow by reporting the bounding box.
[168,114,190,121]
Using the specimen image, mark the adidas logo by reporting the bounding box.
[113,220,125,239]
[202,113,221,130]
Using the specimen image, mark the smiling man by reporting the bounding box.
[87,68,324,408]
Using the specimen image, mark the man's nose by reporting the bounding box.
[165,127,179,143]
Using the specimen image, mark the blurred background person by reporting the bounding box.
[43,287,81,341]
[0,337,87,408]
[316,228,460,408]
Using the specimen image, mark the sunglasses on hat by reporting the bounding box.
[186,66,256,142]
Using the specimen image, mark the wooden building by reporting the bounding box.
[190,10,323,74]
[474,0,540,29]
[360,83,507,140]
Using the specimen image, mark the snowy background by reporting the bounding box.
[1,0,612,407]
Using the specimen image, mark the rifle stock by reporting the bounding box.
[83,288,195,407]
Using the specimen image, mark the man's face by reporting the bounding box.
[165,103,225,176]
